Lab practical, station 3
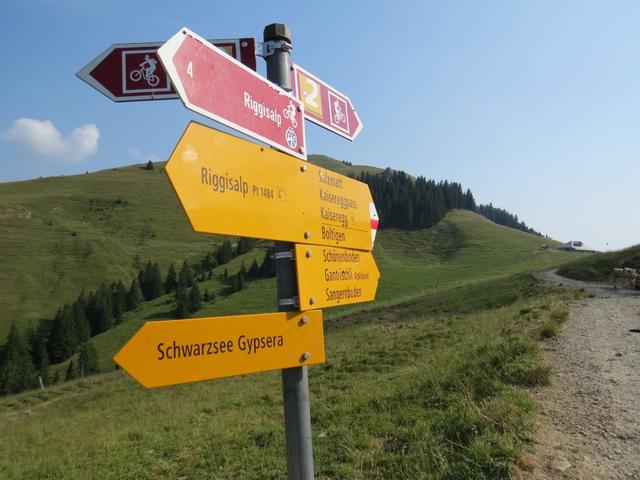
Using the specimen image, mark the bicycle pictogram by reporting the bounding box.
[129,55,160,87]
[283,101,298,128]
[333,100,347,124]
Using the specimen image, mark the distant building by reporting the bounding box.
[558,240,597,253]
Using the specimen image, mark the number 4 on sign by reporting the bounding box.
[186,61,193,78]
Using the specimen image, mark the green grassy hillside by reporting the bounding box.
[0,157,582,477]
[0,273,580,479]
[557,244,640,281]
[58,208,568,376]
[0,155,380,339]
[0,162,217,337]
[0,154,563,341]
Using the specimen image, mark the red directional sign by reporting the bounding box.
[77,39,256,102]
[158,28,306,160]
[291,64,363,141]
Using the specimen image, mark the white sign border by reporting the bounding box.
[158,27,307,161]
[292,63,363,141]
[77,39,249,103]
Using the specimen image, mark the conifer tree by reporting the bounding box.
[248,258,260,278]
[28,327,49,385]
[65,359,79,381]
[0,323,36,394]
[188,285,201,313]
[78,342,99,376]
[165,262,177,292]
[217,240,233,265]
[260,248,276,277]
[140,261,153,300]
[150,262,163,299]
[127,278,142,310]
[48,307,73,363]
[62,304,79,352]
[73,299,90,343]
[178,259,193,290]
[203,289,210,302]
[174,290,190,319]
[112,280,127,324]
[230,274,239,293]
[94,285,114,334]
[236,237,256,255]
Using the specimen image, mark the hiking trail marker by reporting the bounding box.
[95,22,373,480]
[77,39,256,102]
[291,64,362,141]
[113,311,324,388]
[165,121,377,251]
[158,27,306,160]
[294,245,379,310]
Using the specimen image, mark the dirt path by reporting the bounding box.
[524,271,640,479]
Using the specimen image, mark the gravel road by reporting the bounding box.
[524,271,640,479]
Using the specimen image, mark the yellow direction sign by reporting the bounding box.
[166,121,378,251]
[294,244,380,310]
[113,311,324,388]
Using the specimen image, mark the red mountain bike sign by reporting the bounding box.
[291,64,362,141]
[77,39,256,102]
[158,28,306,160]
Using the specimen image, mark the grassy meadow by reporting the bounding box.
[0,274,580,479]
[44,208,571,376]
[0,155,381,339]
[0,154,583,478]
[557,243,640,281]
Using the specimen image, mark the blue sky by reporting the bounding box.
[1,0,638,251]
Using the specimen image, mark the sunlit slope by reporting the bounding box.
[0,162,222,336]
[557,243,640,281]
[306,154,384,176]
[374,209,566,302]
[0,154,378,337]
[0,274,578,479]
[0,151,569,343]
[75,209,573,374]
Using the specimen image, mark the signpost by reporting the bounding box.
[158,27,306,160]
[76,39,256,102]
[294,245,379,310]
[83,22,373,480]
[291,64,363,141]
[165,121,376,251]
[113,311,324,388]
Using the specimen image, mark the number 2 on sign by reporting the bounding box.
[187,61,193,78]
[299,72,322,117]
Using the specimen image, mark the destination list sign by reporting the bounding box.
[294,244,380,310]
[166,122,376,251]
[113,311,325,388]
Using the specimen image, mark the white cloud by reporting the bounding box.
[1,118,99,162]
[128,147,159,163]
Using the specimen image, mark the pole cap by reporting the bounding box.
[264,23,291,43]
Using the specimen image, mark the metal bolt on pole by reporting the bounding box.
[263,23,315,480]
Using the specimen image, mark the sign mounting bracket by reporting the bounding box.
[257,40,292,58]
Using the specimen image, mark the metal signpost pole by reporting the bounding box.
[263,23,315,480]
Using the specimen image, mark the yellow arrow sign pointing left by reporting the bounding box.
[113,311,325,388]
